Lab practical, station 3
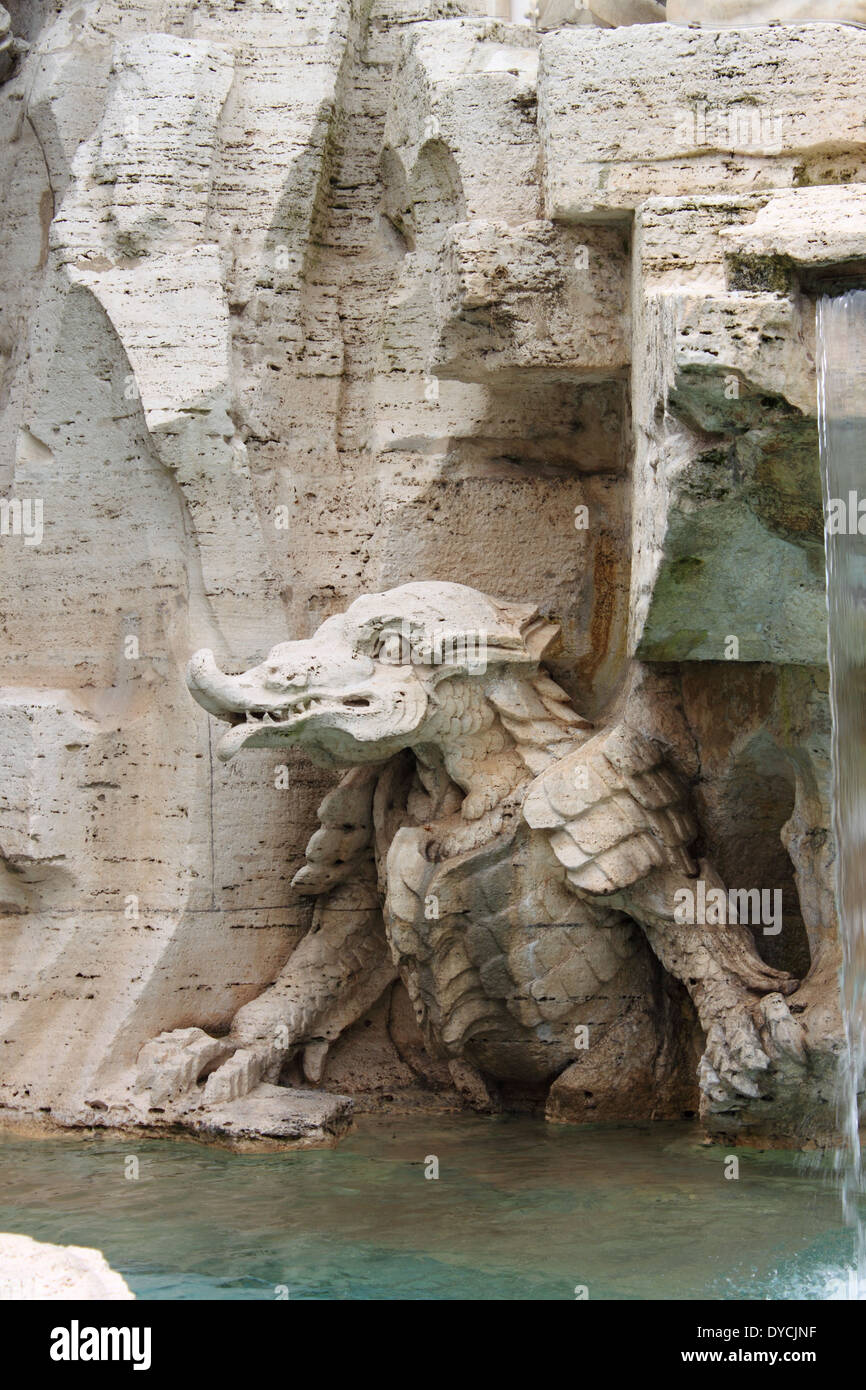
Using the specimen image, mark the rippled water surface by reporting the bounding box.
[0,1116,855,1299]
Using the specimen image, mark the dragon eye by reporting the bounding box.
[372,629,406,663]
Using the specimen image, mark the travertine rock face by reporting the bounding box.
[433,219,630,382]
[0,0,855,1145]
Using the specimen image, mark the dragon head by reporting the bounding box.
[187,582,576,779]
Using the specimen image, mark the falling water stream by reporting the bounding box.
[817,289,866,1297]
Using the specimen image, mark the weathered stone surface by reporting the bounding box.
[539,24,866,219]
[432,218,630,382]
[383,19,540,228]
[0,1232,134,1300]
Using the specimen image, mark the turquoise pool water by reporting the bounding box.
[0,1115,855,1300]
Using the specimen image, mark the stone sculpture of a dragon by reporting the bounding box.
[137,582,810,1135]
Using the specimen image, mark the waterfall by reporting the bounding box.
[817,289,866,1297]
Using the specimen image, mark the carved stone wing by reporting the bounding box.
[522,725,696,895]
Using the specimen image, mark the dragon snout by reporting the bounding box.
[186,648,298,719]
[186,649,249,717]
[186,635,426,764]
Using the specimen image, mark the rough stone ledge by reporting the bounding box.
[0,1085,355,1151]
[539,23,866,220]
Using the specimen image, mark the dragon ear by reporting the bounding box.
[487,599,562,665]
[487,600,556,653]
[521,615,562,663]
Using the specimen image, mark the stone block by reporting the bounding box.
[539,23,866,219]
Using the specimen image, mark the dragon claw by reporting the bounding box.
[135,1027,234,1108]
[202,1048,263,1105]
[700,991,809,1113]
